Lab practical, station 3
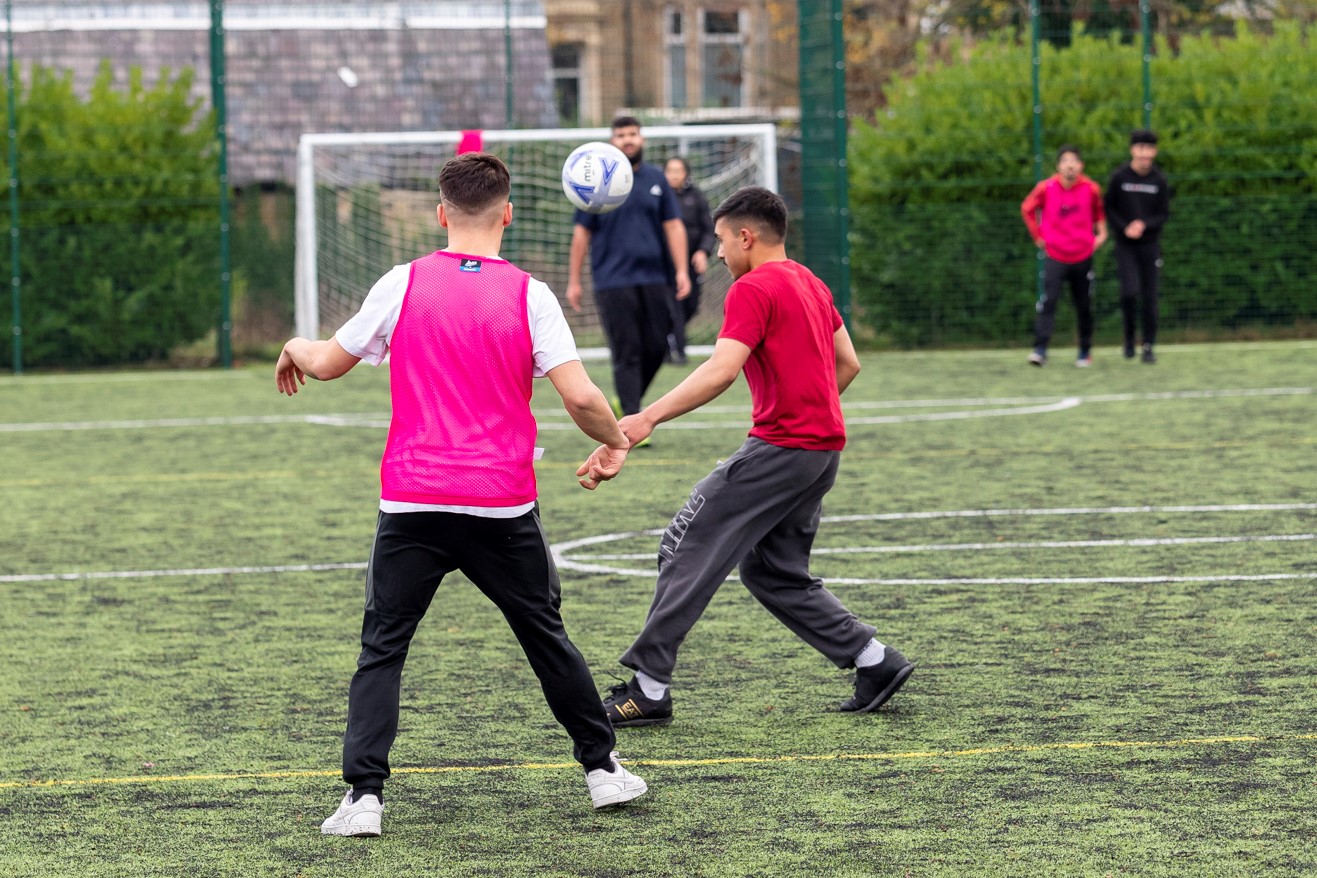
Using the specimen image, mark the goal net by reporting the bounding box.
[295,124,778,348]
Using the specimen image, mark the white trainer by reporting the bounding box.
[320,790,383,837]
[586,751,648,808]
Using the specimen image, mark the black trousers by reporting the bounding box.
[1115,242,1161,347]
[596,283,674,415]
[341,508,616,788]
[1033,256,1095,352]
[667,276,703,356]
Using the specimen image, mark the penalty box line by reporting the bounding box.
[3,733,1314,792]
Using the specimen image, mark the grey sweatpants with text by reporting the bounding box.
[619,437,877,685]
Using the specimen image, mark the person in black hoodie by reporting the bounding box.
[1105,129,1171,363]
[663,156,716,364]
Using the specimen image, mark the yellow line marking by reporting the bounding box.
[3,733,1312,791]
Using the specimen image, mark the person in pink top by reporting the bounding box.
[274,153,647,838]
[582,186,914,728]
[1021,145,1109,367]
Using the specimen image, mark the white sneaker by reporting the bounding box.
[586,751,648,808]
[320,790,383,837]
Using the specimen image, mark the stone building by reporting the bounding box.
[5,1,558,184]
[544,0,799,125]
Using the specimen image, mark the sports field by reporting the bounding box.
[1,341,1314,877]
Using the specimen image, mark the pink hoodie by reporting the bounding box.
[1021,174,1105,263]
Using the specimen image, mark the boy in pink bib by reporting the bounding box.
[276,153,647,837]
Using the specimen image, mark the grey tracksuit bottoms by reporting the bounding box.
[619,437,876,685]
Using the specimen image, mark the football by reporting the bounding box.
[561,142,633,214]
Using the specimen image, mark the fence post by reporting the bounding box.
[1030,0,1045,308]
[1141,0,1153,128]
[504,0,514,128]
[209,0,232,368]
[5,0,19,375]
[797,0,851,329]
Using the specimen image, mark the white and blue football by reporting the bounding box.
[561,142,633,214]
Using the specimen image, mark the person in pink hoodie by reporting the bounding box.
[275,152,648,838]
[1021,145,1108,367]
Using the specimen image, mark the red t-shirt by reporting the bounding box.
[718,259,846,451]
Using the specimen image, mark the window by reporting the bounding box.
[699,9,745,108]
[664,6,747,110]
[551,42,583,125]
[665,7,687,108]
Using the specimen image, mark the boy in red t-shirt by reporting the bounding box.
[578,187,914,727]
[1020,145,1108,367]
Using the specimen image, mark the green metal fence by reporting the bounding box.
[2,2,1312,373]
[1,0,551,374]
[846,4,1315,349]
[797,0,851,328]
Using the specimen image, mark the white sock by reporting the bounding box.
[635,670,669,700]
[854,639,887,668]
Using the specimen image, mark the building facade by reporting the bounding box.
[545,0,799,125]
[5,1,558,184]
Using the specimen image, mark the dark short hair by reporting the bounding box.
[712,186,788,243]
[1130,129,1158,146]
[1056,144,1082,162]
[665,155,691,177]
[438,152,510,214]
[611,115,642,132]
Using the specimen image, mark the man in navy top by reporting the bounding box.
[567,116,690,418]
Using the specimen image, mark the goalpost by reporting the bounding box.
[294,124,778,344]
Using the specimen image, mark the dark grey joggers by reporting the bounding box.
[619,437,877,686]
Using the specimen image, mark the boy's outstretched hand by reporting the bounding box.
[577,445,629,490]
[275,345,307,396]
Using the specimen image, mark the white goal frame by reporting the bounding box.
[295,124,778,339]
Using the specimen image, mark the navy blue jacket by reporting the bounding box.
[575,162,681,290]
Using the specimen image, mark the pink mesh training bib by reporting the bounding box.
[379,251,538,507]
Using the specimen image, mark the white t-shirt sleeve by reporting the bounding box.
[527,278,580,377]
[334,263,411,365]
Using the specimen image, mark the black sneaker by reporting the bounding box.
[840,648,914,713]
[1141,344,1157,364]
[1123,342,1136,359]
[602,678,673,727]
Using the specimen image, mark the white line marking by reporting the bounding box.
[586,534,1316,559]
[822,503,1317,523]
[551,505,1317,582]
[534,386,1312,419]
[0,415,319,433]
[3,387,1309,433]
[0,562,365,584]
[0,371,244,386]
[821,574,1317,585]
[845,397,1080,425]
[4,506,1313,586]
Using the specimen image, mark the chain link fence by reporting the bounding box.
[844,1,1315,349]
[2,2,1311,372]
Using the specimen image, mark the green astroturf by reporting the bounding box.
[0,342,1314,877]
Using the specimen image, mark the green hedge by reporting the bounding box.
[850,24,1316,346]
[0,64,218,368]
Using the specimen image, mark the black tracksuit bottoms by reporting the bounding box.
[596,283,675,415]
[1033,256,1095,353]
[1114,242,1161,347]
[341,508,616,789]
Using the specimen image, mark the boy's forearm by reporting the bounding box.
[643,358,738,427]
[565,392,629,448]
[280,337,358,381]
